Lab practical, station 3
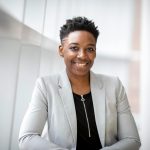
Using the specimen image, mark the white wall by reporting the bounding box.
[0,8,62,149]
[0,39,63,150]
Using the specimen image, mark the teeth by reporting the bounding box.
[79,64,86,66]
[76,62,88,66]
[75,62,88,64]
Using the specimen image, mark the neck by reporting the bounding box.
[66,70,91,95]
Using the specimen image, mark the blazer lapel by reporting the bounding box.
[57,70,105,147]
[90,71,106,147]
[58,70,77,144]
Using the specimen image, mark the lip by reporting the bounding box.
[73,62,88,65]
[72,62,89,69]
[73,61,89,64]
[75,62,88,64]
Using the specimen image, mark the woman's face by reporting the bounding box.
[59,30,96,77]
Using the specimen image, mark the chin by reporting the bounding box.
[72,70,90,77]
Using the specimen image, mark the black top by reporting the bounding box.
[73,92,102,150]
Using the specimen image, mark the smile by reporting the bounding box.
[73,62,89,68]
[74,62,88,65]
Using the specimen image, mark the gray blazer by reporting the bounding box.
[19,71,141,150]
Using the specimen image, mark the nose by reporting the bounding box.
[77,49,87,59]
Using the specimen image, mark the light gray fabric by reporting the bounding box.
[19,70,141,150]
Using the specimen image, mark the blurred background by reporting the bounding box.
[0,0,149,149]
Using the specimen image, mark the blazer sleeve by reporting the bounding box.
[19,78,68,150]
[101,77,141,150]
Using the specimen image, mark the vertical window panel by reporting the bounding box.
[10,45,41,150]
[24,0,46,33]
[0,39,20,150]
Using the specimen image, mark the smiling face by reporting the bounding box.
[59,30,96,77]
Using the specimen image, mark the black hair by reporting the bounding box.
[60,16,99,42]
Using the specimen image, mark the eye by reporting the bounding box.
[86,47,95,52]
[69,46,79,51]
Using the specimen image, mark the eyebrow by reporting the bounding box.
[69,43,96,47]
[87,44,96,47]
[69,43,79,45]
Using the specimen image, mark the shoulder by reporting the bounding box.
[92,72,119,85]
[91,71,124,93]
[35,73,60,89]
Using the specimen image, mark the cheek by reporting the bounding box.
[63,55,72,66]
[64,52,76,61]
[89,54,96,61]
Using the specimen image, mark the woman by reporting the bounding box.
[19,17,141,150]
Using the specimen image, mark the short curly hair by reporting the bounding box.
[60,16,99,42]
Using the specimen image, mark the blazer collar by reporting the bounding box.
[58,70,77,144]
[90,71,106,147]
[58,70,105,147]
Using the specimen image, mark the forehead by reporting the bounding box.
[63,31,96,45]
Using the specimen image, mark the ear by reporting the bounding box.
[58,45,64,57]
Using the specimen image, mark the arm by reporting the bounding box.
[19,78,68,150]
[101,78,141,150]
